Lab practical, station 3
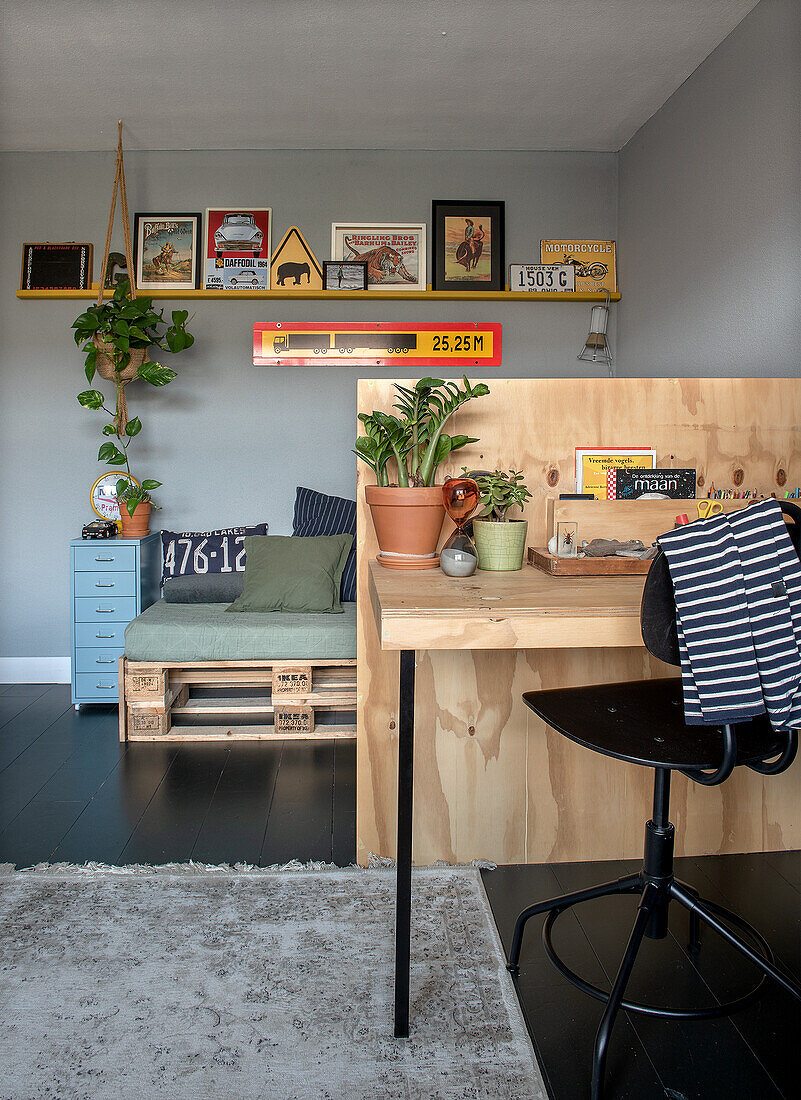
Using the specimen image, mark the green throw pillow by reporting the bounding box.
[225,534,353,614]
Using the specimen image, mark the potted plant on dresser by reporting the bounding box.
[468,468,532,571]
[74,279,194,535]
[356,376,490,568]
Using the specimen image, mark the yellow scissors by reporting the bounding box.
[697,500,724,519]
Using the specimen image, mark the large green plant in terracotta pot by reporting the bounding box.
[355,376,489,568]
[469,468,532,571]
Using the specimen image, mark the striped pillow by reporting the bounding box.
[292,487,356,602]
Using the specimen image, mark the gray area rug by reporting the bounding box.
[0,863,546,1100]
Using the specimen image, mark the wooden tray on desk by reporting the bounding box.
[528,547,653,576]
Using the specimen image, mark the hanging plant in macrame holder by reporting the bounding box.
[74,123,193,437]
[74,123,194,527]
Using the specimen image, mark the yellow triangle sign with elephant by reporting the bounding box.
[270,227,323,290]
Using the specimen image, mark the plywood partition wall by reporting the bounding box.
[356,378,801,867]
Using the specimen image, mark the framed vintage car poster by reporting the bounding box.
[204,207,271,289]
[330,223,426,292]
[133,213,201,291]
[540,240,617,294]
[432,201,505,291]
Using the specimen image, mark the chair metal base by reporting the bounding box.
[505,770,801,1100]
[538,875,772,1019]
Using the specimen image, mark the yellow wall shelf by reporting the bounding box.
[17,284,621,303]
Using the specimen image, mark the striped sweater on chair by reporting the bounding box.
[657,498,801,730]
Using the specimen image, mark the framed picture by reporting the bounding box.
[330,223,426,292]
[133,214,201,291]
[20,243,92,290]
[322,261,368,291]
[204,207,271,290]
[432,201,505,292]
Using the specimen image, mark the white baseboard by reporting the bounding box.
[0,657,71,684]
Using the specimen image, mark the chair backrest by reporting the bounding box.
[640,500,801,665]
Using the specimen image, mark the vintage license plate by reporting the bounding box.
[510,264,575,293]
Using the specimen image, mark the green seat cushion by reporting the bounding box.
[124,601,356,662]
[227,534,353,614]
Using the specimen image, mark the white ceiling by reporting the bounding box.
[1,0,758,153]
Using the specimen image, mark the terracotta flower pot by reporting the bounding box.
[365,485,445,569]
[116,499,151,538]
[473,518,528,571]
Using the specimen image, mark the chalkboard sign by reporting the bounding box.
[20,243,93,290]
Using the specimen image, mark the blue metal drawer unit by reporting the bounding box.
[70,534,161,708]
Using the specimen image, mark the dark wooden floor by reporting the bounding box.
[483,856,801,1100]
[2,683,799,1098]
[0,683,355,867]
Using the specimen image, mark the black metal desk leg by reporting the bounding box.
[394,649,415,1038]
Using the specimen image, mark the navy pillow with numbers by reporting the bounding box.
[161,524,268,585]
[292,487,356,602]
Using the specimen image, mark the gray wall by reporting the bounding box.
[617,0,801,375]
[0,149,617,659]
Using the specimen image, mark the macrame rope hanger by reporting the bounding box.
[95,121,139,433]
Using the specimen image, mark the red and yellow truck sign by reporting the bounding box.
[253,322,502,367]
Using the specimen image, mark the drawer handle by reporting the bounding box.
[95,608,116,614]
[95,582,115,588]
[94,557,115,562]
[95,658,115,664]
[96,683,116,689]
[96,633,116,639]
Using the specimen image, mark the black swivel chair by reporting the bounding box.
[507,501,801,1100]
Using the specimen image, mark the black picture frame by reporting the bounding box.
[20,243,93,290]
[431,201,505,292]
[133,212,202,291]
[322,260,369,291]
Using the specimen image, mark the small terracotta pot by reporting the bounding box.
[365,485,445,566]
[117,499,151,538]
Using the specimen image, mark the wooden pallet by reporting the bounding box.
[118,657,356,742]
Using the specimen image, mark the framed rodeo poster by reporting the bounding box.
[330,222,426,292]
[432,200,505,292]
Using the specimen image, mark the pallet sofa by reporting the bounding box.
[118,599,356,743]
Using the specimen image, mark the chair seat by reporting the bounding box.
[523,678,785,770]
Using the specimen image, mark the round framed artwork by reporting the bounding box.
[90,471,139,521]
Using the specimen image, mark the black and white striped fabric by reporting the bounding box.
[292,486,356,602]
[657,498,801,730]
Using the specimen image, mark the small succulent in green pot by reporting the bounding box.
[466,468,533,571]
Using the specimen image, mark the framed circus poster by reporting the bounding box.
[432,201,505,292]
[330,223,426,292]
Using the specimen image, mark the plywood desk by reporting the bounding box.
[369,560,647,1037]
